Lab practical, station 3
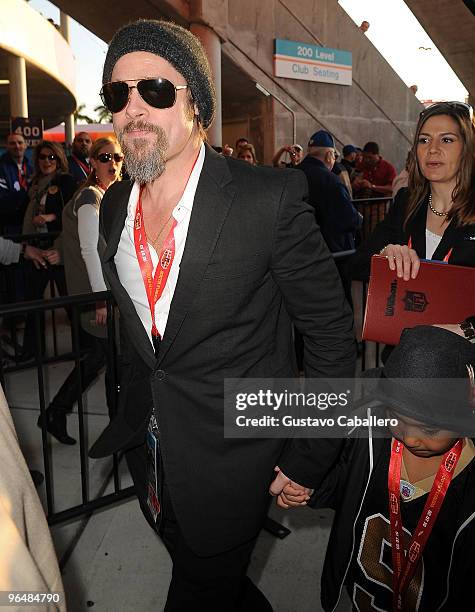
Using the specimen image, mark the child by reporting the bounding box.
[280,325,475,611]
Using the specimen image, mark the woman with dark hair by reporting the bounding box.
[350,102,475,281]
[38,138,123,444]
[23,140,75,235]
[19,141,76,361]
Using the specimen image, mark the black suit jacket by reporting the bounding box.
[90,145,356,555]
[350,187,475,281]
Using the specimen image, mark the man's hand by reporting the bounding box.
[278,482,313,509]
[95,301,107,326]
[222,144,234,157]
[44,249,61,265]
[33,213,56,226]
[269,466,312,508]
[24,245,48,269]
[32,214,47,227]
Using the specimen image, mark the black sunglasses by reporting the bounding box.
[420,101,473,121]
[39,153,58,161]
[100,78,188,113]
[97,152,124,163]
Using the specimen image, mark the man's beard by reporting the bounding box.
[74,146,89,158]
[117,120,169,184]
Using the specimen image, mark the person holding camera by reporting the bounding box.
[272,143,303,168]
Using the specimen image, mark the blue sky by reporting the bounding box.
[30,0,467,123]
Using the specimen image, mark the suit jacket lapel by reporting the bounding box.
[406,202,427,258]
[432,219,459,261]
[104,261,156,369]
[101,182,156,369]
[156,144,236,365]
[102,182,132,262]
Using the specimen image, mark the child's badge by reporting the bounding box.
[48,185,59,195]
[400,479,415,500]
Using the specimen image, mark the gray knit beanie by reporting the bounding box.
[103,19,216,129]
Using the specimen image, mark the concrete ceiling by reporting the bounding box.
[50,0,189,42]
[50,0,475,105]
[404,0,475,101]
[50,0,259,120]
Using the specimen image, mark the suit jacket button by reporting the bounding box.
[155,369,166,381]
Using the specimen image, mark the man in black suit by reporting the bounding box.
[67,132,92,185]
[90,19,356,611]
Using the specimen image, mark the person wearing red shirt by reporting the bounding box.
[353,141,397,198]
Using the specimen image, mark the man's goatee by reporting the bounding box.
[118,121,168,184]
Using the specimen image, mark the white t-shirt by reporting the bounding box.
[425,228,442,260]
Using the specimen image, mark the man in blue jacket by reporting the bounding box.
[297,130,362,308]
[298,130,361,253]
[0,133,33,234]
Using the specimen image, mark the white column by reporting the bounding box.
[8,56,28,118]
[59,13,74,147]
[64,114,75,147]
[190,23,222,147]
[59,12,71,42]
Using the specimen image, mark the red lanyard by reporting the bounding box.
[134,189,177,343]
[133,150,200,346]
[18,161,27,190]
[388,438,463,610]
[407,235,452,262]
[73,154,91,177]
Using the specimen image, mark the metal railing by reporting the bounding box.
[0,290,135,525]
[352,196,392,242]
[331,250,382,372]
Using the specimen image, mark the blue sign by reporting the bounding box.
[274,39,352,86]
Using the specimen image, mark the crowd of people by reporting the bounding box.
[0,131,124,443]
[0,16,474,612]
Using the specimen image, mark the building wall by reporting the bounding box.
[198,0,422,170]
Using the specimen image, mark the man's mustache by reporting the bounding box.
[122,121,162,135]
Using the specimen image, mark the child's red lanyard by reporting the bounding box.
[407,235,452,262]
[133,151,200,351]
[388,438,463,610]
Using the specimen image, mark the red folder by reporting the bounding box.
[362,255,475,345]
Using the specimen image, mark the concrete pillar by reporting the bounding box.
[64,114,75,148]
[59,12,71,42]
[8,56,28,118]
[59,13,74,148]
[190,23,222,147]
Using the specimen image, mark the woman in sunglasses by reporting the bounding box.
[23,140,76,236]
[37,138,124,444]
[19,141,76,362]
[350,101,475,282]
